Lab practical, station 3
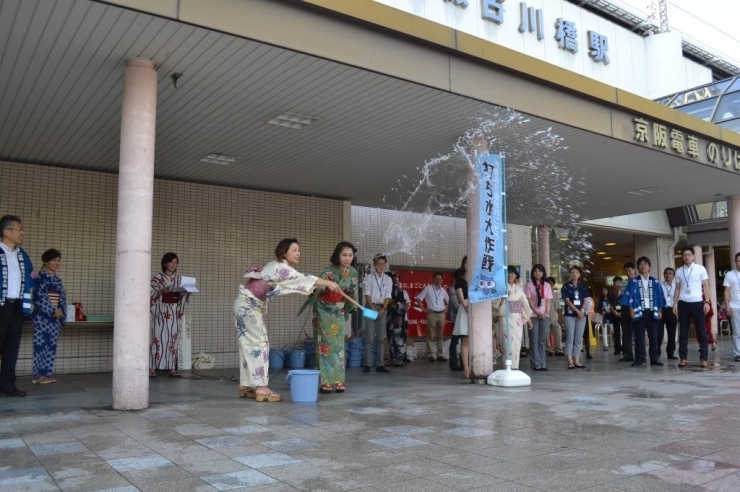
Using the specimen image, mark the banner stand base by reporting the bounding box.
[487,360,531,387]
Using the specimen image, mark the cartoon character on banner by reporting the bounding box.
[476,273,497,295]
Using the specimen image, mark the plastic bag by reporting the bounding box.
[192,352,215,369]
[74,302,87,322]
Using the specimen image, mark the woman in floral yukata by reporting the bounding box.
[234,238,340,402]
[150,252,189,378]
[493,266,533,370]
[311,241,359,393]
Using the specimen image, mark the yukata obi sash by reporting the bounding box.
[161,292,181,304]
[509,300,525,314]
[243,265,273,302]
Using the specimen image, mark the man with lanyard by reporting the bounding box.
[722,252,740,362]
[362,254,392,373]
[627,257,665,367]
[416,272,449,362]
[658,267,678,360]
[673,247,711,368]
[618,263,637,363]
[0,215,34,397]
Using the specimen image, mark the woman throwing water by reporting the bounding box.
[234,238,340,402]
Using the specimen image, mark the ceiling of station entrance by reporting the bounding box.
[0,0,738,226]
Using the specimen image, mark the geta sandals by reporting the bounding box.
[239,387,256,398]
[254,391,282,402]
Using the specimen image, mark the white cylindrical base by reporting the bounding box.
[487,366,532,387]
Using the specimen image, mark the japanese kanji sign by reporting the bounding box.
[469,152,507,303]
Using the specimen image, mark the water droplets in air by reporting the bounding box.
[356,106,593,271]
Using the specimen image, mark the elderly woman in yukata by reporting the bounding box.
[493,266,533,370]
[234,238,340,402]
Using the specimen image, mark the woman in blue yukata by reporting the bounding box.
[31,248,66,384]
[234,238,340,402]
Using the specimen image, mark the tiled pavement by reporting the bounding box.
[1,343,740,491]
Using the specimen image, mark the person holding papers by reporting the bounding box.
[150,252,190,378]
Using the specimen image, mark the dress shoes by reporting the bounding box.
[376,366,390,373]
[618,357,634,362]
[630,361,643,367]
[362,365,371,373]
[678,359,688,367]
[650,361,664,366]
[667,356,678,360]
[0,386,27,397]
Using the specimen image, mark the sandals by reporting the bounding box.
[238,387,256,399]
[320,384,333,394]
[254,391,282,402]
[169,371,181,378]
[149,371,157,378]
[32,377,54,385]
[335,383,345,393]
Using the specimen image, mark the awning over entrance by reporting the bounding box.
[1,0,739,225]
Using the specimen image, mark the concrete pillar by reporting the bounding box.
[468,136,493,381]
[112,58,157,410]
[536,225,550,275]
[693,244,703,266]
[705,246,718,340]
[729,196,740,259]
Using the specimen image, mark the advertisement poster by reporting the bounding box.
[391,267,455,338]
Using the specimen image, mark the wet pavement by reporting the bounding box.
[1,341,739,491]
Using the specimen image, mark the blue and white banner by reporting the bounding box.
[469,152,507,303]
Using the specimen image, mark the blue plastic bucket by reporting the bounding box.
[289,348,305,369]
[285,369,320,403]
[268,349,285,370]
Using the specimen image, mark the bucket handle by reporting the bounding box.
[285,372,292,387]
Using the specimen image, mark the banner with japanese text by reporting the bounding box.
[469,152,507,303]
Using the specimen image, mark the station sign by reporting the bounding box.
[629,116,740,172]
[441,0,612,65]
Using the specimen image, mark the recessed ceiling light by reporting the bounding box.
[267,112,320,130]
[604,257,612,260]
[605,242,616,246]
[597,252,606,255]
[200,153,241,165]
[626,187,663,196]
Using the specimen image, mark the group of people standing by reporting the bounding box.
[596,247,738,368]
[0,215,68,396]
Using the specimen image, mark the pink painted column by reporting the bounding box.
[112,58,157,410]
[729,196,740,259]
[537,225,550,275]
[468,136,493,381]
